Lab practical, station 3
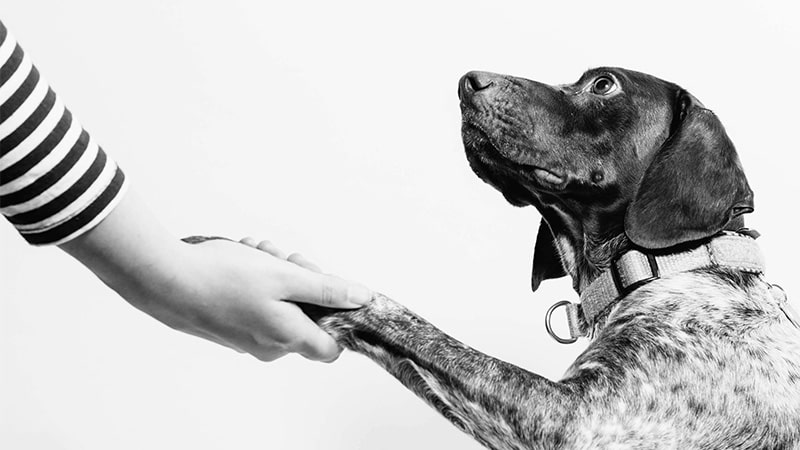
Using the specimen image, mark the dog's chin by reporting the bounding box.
[462,130,535,206]
[461,123,567,200]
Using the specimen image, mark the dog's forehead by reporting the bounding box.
[577,67,619,83]
[574,67,676,92]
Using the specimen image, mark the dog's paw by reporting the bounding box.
[307,294,403,350]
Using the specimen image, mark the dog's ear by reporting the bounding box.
[531,218,567,292]
[625,90,754,249]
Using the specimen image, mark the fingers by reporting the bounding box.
[255,301,342,363]
[239,236,258,247]
[285,302,343,362]
[287,252,322,273]
[281,263,373,308]
[256,240,289,260]
[250,349,289,362]
[239,237,288,259]
[295,325,343,362]
[239,238,322,274]
[177,237,350,364]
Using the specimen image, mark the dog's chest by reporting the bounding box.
[563,271,800,448]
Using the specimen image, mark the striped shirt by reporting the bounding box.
[0,20,127,246]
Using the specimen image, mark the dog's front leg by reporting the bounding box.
[302,295,577,450]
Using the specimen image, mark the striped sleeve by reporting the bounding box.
[0,20,127,246]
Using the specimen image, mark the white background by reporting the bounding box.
[1,1,798,449]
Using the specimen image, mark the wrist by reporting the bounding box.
[59,191,197,314]
[114,240,195,309]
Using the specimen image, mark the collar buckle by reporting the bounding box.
[610,252,660,298]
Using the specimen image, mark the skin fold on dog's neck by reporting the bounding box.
[534,190,636,293]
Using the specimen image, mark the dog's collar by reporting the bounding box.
[545,231,766,344]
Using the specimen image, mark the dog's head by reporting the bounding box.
[458,68,753,291]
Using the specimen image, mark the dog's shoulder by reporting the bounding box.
[560,269,800,447]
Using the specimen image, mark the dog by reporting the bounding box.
[194,68,800,449]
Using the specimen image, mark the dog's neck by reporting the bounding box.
[537,204,628,293]
[548,209,748,294]
[577,232,631,292]
[566,234,632,294]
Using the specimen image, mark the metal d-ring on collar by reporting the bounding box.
[544,300,578,344]
[770,283,800,329]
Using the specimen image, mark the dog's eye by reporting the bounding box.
[591,76,616,95]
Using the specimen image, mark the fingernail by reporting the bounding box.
[321,348,343,363]
[346,284,374,306]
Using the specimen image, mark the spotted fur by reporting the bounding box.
[309,69,799,449]
[189,68,800,449]
[305,268,800,449]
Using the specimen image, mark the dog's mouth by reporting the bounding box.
[461,122,567,195]
[532,167,565,187]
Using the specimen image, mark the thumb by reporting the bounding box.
[281,263,373,309]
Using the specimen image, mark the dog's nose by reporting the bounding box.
[465,72,495,91]
[459,71,497,101]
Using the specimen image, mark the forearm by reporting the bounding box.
[0,21,126,246]
[58,191,192,317]
[4,19,371,363]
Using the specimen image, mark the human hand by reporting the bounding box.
[60,192,373,363]
[163,237,373,362]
